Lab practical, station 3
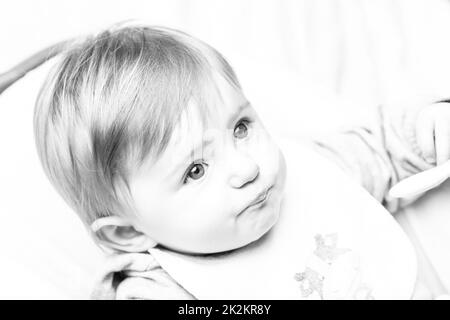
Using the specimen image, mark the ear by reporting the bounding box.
[91,216,157,253]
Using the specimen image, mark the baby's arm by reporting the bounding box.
[310,103,439,213]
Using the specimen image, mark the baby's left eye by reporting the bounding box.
[233,119,250,139]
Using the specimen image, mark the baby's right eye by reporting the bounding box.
[183,161,207,183]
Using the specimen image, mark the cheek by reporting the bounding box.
[204,191,234,216]
[276,149,287,188]
[178,186,230,220]
[169,193,235,244]
[136,195,223,242]
[252,130,283,173]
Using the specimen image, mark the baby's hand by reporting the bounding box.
[388,102,450,199]
[91,252,195,300]
[117,266,196,300]
[414,102,450,166]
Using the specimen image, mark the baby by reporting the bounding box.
[32,24,450,299]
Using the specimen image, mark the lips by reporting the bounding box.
[250,189,270,206]
[238,186,273,216]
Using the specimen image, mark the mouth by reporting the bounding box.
[238,186,273,216]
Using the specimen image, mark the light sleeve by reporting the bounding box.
[309,103,434,213]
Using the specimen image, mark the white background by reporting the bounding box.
[2,0,450,298]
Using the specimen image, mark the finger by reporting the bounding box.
[389,165,449,198]
[103,253,160,273]
[138,267,184,288]
[434,116,450,166]
[116,277,195,300]
[415,109,436,163]
[123,266,184,290]
[116,277,162,300]
[95,253,160,287]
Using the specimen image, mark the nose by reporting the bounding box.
[227,151,260,188]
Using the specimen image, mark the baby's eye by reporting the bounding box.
[183,161,207,183]
[233,118,250,139]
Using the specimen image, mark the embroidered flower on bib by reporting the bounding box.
[294,233,374,300]
[314,233,350,264]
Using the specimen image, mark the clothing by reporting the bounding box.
[91,103,438,300]
[90,252,195,300]
[311,103,434,213]
[310,103,437,299]
[144,136,418,299]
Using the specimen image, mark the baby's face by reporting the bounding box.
[129,73,286,254]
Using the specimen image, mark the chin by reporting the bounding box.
[262,204,281,233]
[249,206,281,245]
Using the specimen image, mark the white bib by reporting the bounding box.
[149,137,417,299]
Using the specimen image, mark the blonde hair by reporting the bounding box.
[33,24,241,239]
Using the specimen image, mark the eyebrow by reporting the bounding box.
[170,101,251,179]
[228,101,251,127]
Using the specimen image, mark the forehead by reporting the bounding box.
[135,73,247,175]
[170,73,247,145]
